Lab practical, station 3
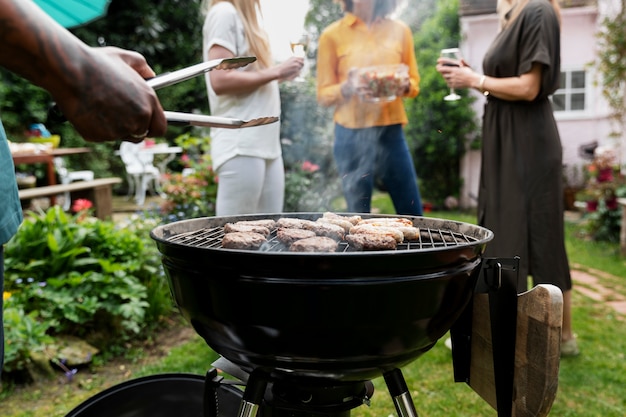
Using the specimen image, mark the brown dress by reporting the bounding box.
[479,0,572,293]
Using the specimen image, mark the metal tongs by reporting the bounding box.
[47,56,278,129]
[150,56,279,129]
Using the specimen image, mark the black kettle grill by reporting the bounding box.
[66,212,561,417]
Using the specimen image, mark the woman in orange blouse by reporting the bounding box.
[316,0,423,215]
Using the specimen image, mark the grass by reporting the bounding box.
[2,196,626,416]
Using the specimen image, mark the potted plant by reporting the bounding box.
[563,163,584,211]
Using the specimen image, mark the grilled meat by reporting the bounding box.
[289,236,339,252]
[276,228,316,246]
[234,219,277,229]
[349,224,405,243]
[345,233,397,251]
[222,231,267,250]
[224,222,271,237]
[303,221,345,241]
[276,217,317,230]
[322,211,362,225]
[316,217,353,233]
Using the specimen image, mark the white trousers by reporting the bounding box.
[216,155,285,216]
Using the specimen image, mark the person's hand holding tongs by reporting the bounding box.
[148,56,279,129]
[49,56,279,136]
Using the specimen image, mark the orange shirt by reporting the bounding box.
[316,13,420,129]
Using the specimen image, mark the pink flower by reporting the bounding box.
[301,160,320,173]
[72,199,93,213]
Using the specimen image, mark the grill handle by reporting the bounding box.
[451,256,520,417]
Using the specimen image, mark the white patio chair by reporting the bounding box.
[54,157,95,211]
[118,141,161,206]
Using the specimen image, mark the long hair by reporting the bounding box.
[201,0,273,69]
[498,0,561,30]
[334,0,401,19]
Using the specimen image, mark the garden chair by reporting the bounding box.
[54,157,95,211]
[118,141,161,206]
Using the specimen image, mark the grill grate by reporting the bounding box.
[164,225,479,252]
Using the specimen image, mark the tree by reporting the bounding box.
[404,0,480,207]
[0,0,206,141]
[596,0,626,146]
[0,0,206,181]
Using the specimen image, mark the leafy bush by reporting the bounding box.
[159,134,218,222]
[404,0,480,207]
[2,293,54,373]
[2,206,173,373]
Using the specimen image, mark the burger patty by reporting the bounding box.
[222,231,267,250]
[289,236,338,252]
[276,228,316,246]
[234,219,277,230]
[224,222,270,237]
[345,233,397,251]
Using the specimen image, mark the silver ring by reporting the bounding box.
[130,130,149,139]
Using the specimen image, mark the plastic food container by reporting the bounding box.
[355,64,409,103]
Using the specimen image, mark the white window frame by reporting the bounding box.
[552,67,593,119]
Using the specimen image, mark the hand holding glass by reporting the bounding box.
[290,35,309,82]
[440,48,462,101]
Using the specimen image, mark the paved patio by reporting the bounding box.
[571,267,626,316]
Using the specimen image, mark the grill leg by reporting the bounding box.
[237,370,268,417]
[384,368,419,417]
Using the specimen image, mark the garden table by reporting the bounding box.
[12,147,91,205]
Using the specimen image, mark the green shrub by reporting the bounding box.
[159,134,218,222]
[1,294,54,373]
[3,206,173,373]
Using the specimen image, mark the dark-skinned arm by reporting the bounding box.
[0,0,166,142]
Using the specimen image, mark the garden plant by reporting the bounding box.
[1,203,173,382]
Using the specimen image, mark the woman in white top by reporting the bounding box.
[201,0,304,215]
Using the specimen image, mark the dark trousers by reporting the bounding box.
[334,123,423,215]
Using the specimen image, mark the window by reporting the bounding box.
[552,70,587,112]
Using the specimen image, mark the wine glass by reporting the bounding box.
[440,48,462,101]
[290,34,309,82]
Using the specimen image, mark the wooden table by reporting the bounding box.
[12,147,91,204]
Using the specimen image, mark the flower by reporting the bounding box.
[593,145,618,170]
[301,160,320,173]
[71,198,93,213]
[3,291,11,301]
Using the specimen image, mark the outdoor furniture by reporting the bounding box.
[54,157,94,211]
[12,147,92,205]
[18,178,122,220]
[118,141,162,206]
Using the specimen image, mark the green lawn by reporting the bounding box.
[2,197,625,416]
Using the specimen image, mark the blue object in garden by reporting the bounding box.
[28,123,51,137]
[33,0,111,28]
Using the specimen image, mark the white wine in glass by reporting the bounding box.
[290,35,309,82]
[440,48,462,101]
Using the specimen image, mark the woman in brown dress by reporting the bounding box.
[436,0,578,357]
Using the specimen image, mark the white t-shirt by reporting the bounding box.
[202,2,282,171]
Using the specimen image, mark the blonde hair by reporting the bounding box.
[498,0,561,30]
[201,0,273,69]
